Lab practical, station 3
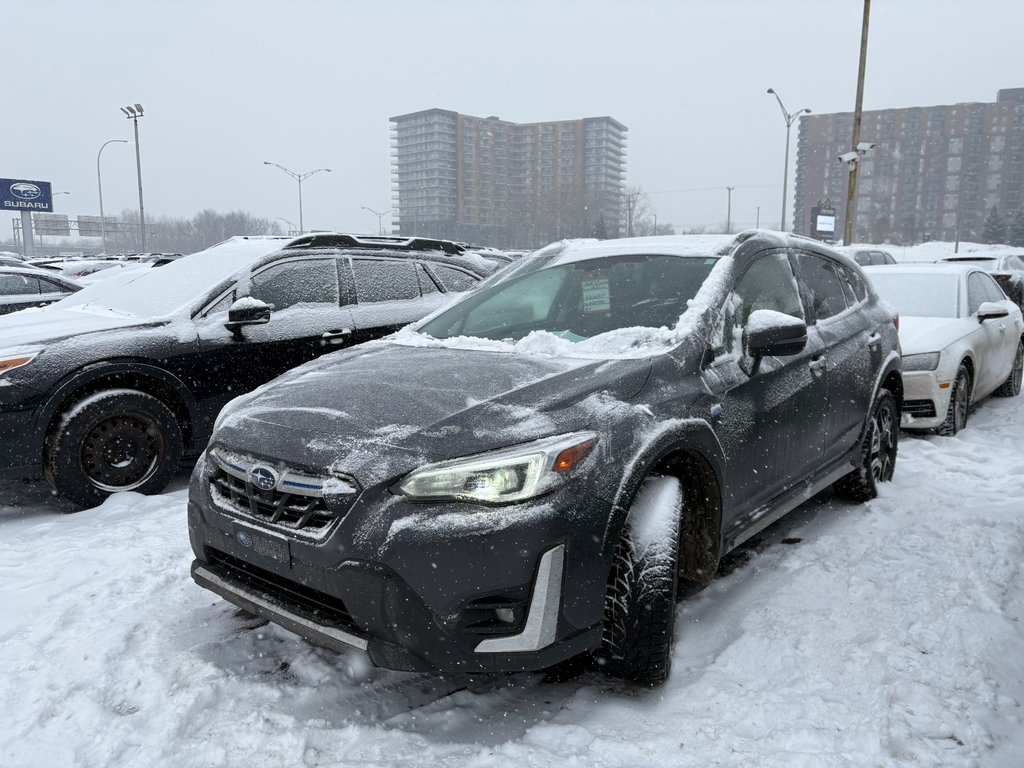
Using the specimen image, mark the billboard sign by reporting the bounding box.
[0,178,53,212]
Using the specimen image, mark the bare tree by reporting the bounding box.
[621,186,652,238]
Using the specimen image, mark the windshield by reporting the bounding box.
[867,272,960,318]
[418,254,716,343]
[55,237,289,318]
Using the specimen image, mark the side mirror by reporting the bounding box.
[977,301,1009,322]
[224,297,271,340]
[744,309,807,374]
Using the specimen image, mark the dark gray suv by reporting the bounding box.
[188,231,901,686]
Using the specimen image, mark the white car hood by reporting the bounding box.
[898,316,974,356]
[0,306,145,349]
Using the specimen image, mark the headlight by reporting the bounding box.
[396,431,598,504]
[902,352,940,372]
[0,347,43,377]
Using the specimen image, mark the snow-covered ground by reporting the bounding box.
[3,396,1024,767]
[849,239,1023,263]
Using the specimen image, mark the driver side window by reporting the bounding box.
[720,253,804,356]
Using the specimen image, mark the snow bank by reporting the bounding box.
[4,395,1024,766]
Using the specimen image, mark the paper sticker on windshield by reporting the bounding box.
[582,276,611,314]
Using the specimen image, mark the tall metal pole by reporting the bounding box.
[121,103,147,249]
[844,0,871,245]
[97,139,128,255]
[767,89,811,232]
[297,178,304,234]
[726,186,734,233]
[20,211,35,259]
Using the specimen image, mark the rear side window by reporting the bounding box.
[835,264,869,305]
[795,253,849,320]
[250,259,339,310]
[39,277,75,294]
[352,259,420,302]
[430,264,478,293]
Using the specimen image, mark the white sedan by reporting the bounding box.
[864,263,1024,435]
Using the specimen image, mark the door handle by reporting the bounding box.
[322,328,353,343]
[809,356,827,376]
[867,332,882,349]
[998,323,1007,334]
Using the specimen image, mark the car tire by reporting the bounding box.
[46,389,183,509]
[597,474,681,686]
[937,365,971,437]
[834,387,898,502]
[995,340,1023,398]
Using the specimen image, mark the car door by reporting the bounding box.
[978,270,1021,384]
[0,273,46,314]
[346,257,446,345]
[967,271,1004,395]
[191,257,355,435]
[702,251,829,523]
[793,250,875,463]
[37,275,78,307]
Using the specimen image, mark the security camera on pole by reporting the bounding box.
[120,104,147,251]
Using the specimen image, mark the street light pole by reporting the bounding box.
[97,139,129,255]
[263,162,332,234]
[726,186,735,233]
[361,206,393,235]
[120,104,146,250]
[767,88,811,232]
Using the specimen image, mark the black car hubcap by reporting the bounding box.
[80,413,164,491]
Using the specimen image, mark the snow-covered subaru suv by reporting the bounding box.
[188,231,902,686]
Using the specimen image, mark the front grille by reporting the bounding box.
[904,399,936,418]
[207,548,360,633]
[210,467,341,533]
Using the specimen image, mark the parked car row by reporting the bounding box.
[3,229,1022,689]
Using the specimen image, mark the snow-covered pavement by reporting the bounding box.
[3,396,1024,768]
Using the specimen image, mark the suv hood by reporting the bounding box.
[213,341,653,486]
[898,316,975,356]
[0,306,147,348]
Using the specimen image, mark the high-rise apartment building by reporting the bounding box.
[390,109,627,248]
[794,88,1024,244]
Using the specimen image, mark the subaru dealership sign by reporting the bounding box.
[1,178,53,212]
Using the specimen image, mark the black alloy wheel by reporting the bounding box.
[834,388,898,502]
[995,340,1023,398]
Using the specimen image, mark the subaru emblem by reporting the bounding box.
[236,531,253,548]
[249,465,278,491]
[10,183,41,200]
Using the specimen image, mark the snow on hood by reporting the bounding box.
[0,306,146,349]
[213,341,652,485]
[898,316,976,356]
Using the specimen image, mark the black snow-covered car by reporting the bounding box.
[0,265,81,315]
[0,234,500,507]
[188,231,902,686]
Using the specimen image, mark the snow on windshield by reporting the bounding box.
[866,271,960,319]
[402,253,734,359]
[57,237,290,319]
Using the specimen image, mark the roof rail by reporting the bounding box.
[283,233,465,255]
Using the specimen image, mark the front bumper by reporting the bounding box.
[900,370,952,429]
[187,450,609,674]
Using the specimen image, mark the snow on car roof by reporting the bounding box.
[59,236,294,318]
[539,234,739,266]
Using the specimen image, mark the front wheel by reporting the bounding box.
[995,340,1023,398]
[834,387,898,502]
[937,365,971,436]
[597,474,682,686]
[46,389,183,509]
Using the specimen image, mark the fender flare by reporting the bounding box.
[33,359,199,457]
[603,418,726,562]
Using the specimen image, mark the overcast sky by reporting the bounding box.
[4,0,1021,243]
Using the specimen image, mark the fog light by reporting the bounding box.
[495,608,515,623]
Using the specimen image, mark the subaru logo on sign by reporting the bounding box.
[10,183,41,200]
[249,465,278,491]
[236,531,253,548]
